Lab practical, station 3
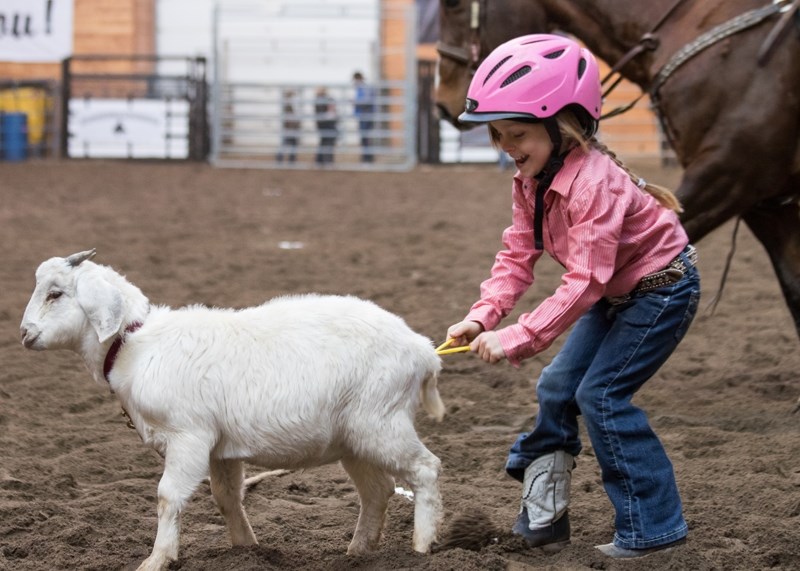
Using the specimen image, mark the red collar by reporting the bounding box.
[103,322,143,382]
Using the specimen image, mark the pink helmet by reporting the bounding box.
[459,34,601,132]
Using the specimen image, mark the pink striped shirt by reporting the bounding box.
[465,146,689,366]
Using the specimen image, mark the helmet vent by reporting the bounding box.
[577,58,587,79]
[544,49,565,59]
[483,55,512,85]
[500,65,531,88]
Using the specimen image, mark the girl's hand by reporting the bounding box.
[446,321,484,348]
[471,331,507,364]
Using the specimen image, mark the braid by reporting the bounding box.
[589,137,683,213]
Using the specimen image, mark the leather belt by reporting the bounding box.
[606,244,697,305]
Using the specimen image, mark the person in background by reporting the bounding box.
[314,87,338,166]
[352,71,376,163]
[444,34,700,559]
[276,89,300,164]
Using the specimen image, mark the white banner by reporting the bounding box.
[0,0,73,62]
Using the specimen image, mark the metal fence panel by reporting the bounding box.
[210,1,417,171]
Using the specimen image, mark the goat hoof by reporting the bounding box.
[135,553,173,571]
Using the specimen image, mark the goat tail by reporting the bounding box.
[421,369,446,422]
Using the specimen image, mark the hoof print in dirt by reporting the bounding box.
[434,509,499,552]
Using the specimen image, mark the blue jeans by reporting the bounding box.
[506,251,700,549]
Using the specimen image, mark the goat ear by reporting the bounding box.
[75,276,124,343]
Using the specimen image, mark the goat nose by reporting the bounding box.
[20,325,40,349]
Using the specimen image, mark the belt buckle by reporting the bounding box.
[607,245,695,305]
[682,244,698,266]
[606,295,630,306]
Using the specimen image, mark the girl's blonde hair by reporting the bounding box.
[490,111,682,213]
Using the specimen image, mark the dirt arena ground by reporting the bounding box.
[1,159,798,571]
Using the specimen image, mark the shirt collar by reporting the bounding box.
[513,146,588,197]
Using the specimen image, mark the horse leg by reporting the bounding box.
[742,198,800,412]
[741,199,800,339]
[676,152,800,334]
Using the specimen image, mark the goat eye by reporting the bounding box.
[46,291,63,302]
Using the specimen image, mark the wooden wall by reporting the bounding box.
[380,0,413,148]
[597,61,662,158]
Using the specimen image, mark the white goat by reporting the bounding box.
[20,249,445,571]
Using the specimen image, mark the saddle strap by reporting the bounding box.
[757,0,800,65]
[651,2,788,98]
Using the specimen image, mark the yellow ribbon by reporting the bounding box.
[435,338,471,355]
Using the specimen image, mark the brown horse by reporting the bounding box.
[436,0,800,339]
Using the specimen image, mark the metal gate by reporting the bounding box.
[61,55,208,160]
[210,1,418,171]
[416,59,439,164]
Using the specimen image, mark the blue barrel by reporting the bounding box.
[1,112,28,161]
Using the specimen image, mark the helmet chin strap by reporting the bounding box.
[532,118,566,251]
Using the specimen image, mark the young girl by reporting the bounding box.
[445,34,700,559]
